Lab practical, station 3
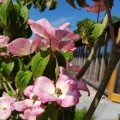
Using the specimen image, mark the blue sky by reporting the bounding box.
[29,0,120,31]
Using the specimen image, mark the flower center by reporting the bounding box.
[55,88,62,97]
[3,107,7,110]
[32,95,38,101]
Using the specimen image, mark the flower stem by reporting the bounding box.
[2,83,9,93]
[7,82,16,95]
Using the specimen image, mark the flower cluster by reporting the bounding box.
[1,18,79,57]
[0,18,89,120]
[0,68,89,119]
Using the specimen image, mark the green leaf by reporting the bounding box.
[3,62,14,77]
[62,51,73,61]
[31,52,50,78]
[15,70,32,92]
[43,55,57,80]
[16,0,25,5]
[19,6,28,23]
[0,0,13,27]
[50,109,58,120]
[66,0,77,9]
[79,19,94,44]
[17,58,23,70]
[38,0,45,5]
[79,19,103,46]
[33,0,46,12]
[37,103,59,120]
[46,0,57,10]
[90,23,103,40]
[13,3,21,15]
[54,51,66,68]
[76,0,88,7]
[17,0,32,9]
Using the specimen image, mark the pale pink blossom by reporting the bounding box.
[0,35,9,48]
[19,109,37,120]
[28,18,79,51]
[0,92,15,120]
[13,85,45,116]
[7,36,41,56]
[59,67,90,96]
[32,75,80,107]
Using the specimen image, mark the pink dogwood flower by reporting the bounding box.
[32,75,80,107]
[7,36,41,56]
[13,85,45,116]
[0,92,15,120]
[59,67,90,96]
[0,35,9,48]
[28,18,79,51]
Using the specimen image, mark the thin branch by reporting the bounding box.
[2,83,9,93]
[76,35,103,79]
[102,0,115,44]
[7,82,16,95]
[83,0,119,119]
[83,45,120,120]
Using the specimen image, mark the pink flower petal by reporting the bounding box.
[59,67,90,95]
[13,99,33,111]
[0,35,9,48]
[58,41,76,52]
[55,75,80,107]
[36,18,52,30]
[59,22,70,30]
[36,18,63,40]
[33,76,55,97]
[7,38,31,56]
[19,109,36,120]
[56,75,78,95]
[0,52,10,57]
[0,0,6,2]
[58,92,80,107]
[77,79,90,96]
[1,92,15,111]
[85,0,109,13]
[37,92,57,103]
[0,94,14,119]
[53,29,68,41]
[28,19,49,39]
[30,101,45,116]
[40,38,49,48]
[30,36,41,53]
[66,61,81,73]
[24,85,34,98]
[85,6,105,13]
[2,92,16,104]
[64,30,80,40]
[0,108,12,120]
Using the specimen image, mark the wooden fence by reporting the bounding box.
[72,28,120,102]
[72,40,112,94]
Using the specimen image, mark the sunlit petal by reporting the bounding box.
[30,101,45,116]
[13,99,33,111]
[33,76,55,96]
